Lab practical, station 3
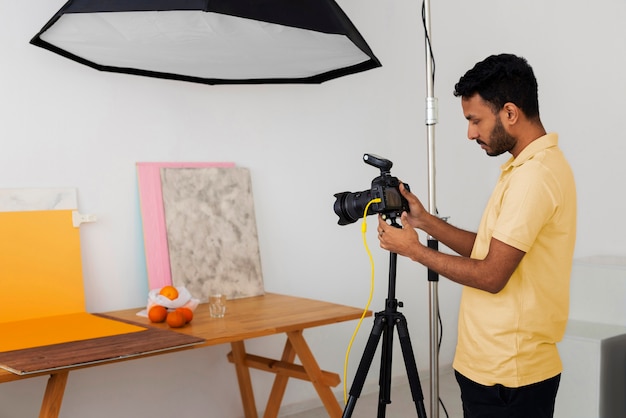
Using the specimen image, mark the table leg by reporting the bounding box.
[39,371,69,418]
[231,341,258,418]
[263,338,297,418]
[287,330,343,418]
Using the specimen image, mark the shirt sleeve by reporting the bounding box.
[491,161,558,252]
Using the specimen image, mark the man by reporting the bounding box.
[377,54,576,417]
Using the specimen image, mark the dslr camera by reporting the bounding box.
[333,154,410,225]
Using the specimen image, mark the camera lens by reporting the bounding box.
[333,190,373,225]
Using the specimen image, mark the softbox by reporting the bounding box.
[30,0,382,85]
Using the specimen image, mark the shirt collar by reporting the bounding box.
[501,133,559,171]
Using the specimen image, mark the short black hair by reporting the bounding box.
[454,54,540,119]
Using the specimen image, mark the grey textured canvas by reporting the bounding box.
[161,167,264,301]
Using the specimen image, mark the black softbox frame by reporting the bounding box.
[30,0,381,85]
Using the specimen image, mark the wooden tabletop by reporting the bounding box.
[103,292,369,346]
[0,293,368,384]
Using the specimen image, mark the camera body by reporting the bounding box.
[333,154,410,225]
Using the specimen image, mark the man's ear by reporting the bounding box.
[502,102,519,125]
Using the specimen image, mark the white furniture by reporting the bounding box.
[555,256,626,418]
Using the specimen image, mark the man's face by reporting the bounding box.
[461,94,516,157]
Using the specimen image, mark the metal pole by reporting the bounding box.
[422,1,439,417]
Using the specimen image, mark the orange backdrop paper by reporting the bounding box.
[0,313,145,352]
[0,210,85,322]
[0,209,143,354]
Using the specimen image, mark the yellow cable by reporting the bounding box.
[343,197,381,405]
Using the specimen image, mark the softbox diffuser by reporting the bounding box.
[30,0,382,85]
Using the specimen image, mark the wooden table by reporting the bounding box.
[0,293,369,418]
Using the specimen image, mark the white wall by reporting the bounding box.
[1,0,624,417]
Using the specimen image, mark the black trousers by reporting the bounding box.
[455,370,561,418]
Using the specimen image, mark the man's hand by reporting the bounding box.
[377,212,422,259]
[399,183,429,230]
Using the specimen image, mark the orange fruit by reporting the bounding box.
[148,305,167,323]
[176,307,193,323]
[159,285,179,300]
[166,310,187,328]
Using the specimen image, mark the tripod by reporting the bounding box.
[342,220,427,418]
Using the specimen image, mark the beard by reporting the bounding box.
[486,117,516,156]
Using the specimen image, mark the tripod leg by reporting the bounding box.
[396,315,428,418]
[342,313,385,418]
[377,316,395,417]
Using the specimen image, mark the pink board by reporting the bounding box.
[136,162,235,290]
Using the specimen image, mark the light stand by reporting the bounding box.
[342,219,427,418]
[421,1,440,417]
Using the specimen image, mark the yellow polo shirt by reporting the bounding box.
[453,133,577,387]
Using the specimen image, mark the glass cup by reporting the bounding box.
[209,293,226,318]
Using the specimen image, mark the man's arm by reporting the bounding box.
[416,211,476,258]
[398,183,476,257]
[408,235,525,293]
[378,213,525,293]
